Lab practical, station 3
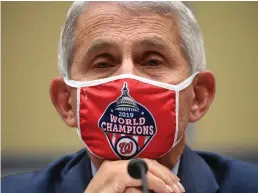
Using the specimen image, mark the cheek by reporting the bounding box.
[177,88,193,135]
[70,89,78,121]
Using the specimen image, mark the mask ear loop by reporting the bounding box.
[174,71,199,92]
[171,90,188,148]
[76,87,82,139]
[173,90,180,147]
[171,72,199,147]
[157,90,186,159]
[172,128,187,148]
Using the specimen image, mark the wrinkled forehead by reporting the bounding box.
[74,2,181,47]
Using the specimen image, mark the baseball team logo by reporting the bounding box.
[98,82,157,159]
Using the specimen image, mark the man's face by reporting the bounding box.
[62,2,200,165]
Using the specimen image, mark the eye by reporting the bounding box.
[146,58,160,66]
[92,54,116,69]
[141,56,163,68]
[94,61,113,68]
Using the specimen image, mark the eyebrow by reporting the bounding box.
[86,39,119,55]
[135,36,177,57]
[80,36,176,64]
[138,38,169,51]
[135,37,177,61]
[86,37,172,54]
[78,39,120,66]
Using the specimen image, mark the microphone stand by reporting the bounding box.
[140,164,148,193]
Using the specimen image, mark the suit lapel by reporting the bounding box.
[60,151,92,193]
[178,146,219,193]
[60,146,219,193]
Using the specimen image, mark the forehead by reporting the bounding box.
[74,2,180,47]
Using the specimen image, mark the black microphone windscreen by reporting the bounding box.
[127,158,148,179]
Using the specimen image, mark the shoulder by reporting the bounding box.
[197,150,258,192]
[1,149,89,193]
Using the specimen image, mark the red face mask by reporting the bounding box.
[64,73,198,160]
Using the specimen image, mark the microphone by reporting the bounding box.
[127,159,149,193]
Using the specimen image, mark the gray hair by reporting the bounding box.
[58,1,206,78]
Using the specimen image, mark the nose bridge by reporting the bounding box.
[115,37,139,76]
[119,57,135,74]
[117,41,137,75]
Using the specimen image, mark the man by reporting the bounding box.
[2,1,258,193]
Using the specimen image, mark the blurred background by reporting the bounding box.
[2,2,258,177]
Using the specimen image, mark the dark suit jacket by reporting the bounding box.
[2,146,258,193]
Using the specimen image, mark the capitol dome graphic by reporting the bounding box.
[98,81,157,159]
[115,83,139,112]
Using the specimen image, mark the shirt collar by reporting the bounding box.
[91,159,180,177]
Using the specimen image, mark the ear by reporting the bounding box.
[188,71,216,123]
[50,77,77,127]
